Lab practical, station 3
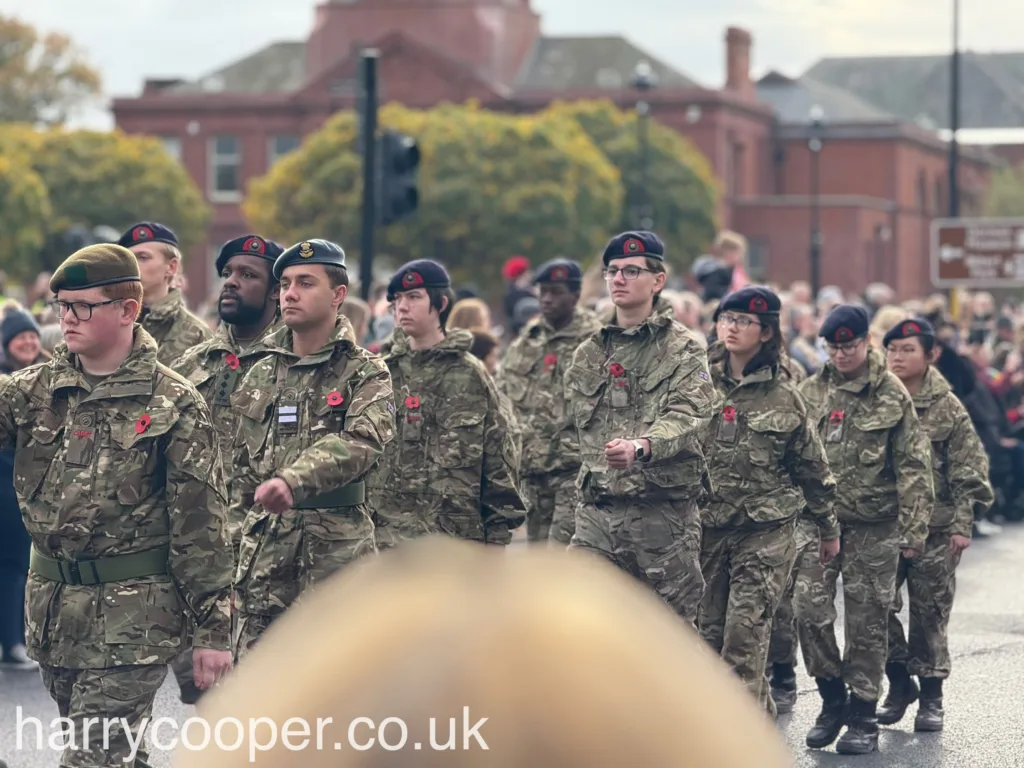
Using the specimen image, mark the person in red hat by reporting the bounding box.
[502,255,536,336]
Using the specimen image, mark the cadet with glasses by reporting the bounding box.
[700,287,839,717]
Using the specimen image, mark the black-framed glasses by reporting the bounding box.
[51,298,124,321]
[717,313,762,330]
[602,266,657,281]
[826,338,865,356]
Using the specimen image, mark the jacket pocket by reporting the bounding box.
[746,410,801,469]
[435,408,486,469]
[640,360,679,423]
[102,580,183,647]
[565,367,605,429]
[106,409,177,505]
[14,407,63,511]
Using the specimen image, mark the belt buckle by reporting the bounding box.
[59,559,82,586]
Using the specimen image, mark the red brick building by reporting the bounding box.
[112,0,1004,303]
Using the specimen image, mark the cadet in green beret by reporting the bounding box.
[0,244,235,767]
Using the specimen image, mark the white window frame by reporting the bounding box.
[160,135,182,161]
[208,135,242,203]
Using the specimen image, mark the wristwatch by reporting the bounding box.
[632,439,648,462]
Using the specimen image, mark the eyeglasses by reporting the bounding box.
[717,313,762,330]
[826,339,864,356]
[51,298,124,321]
[602,266,657,281]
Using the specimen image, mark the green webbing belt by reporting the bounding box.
[30,544,170,585]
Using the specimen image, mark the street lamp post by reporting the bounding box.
[631,60,658,230]
[949,0,960,218]
[808,105,825,299]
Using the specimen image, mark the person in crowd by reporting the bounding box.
[713,230,751,292]
[448,297,493,335]
[868,305,909,348]
[788,303,826,375]
[502,255,535,334]
[339,295,372,346]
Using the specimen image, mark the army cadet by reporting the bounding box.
[699,287,839,716]
[117,222,212,365]
[168,234,282,704]
[794,304,934,755]
[564,231,714,626]
[496,258,601,545]
[0,244,233,767]
[231,239,395,659]
[878,318,993,731]
[366,259,525,548]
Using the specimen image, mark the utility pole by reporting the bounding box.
[947,0,960,316]
[359,49,379,303]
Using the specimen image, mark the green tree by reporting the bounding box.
[0,154,51,280]
[0,15,101,126]
[539,100,719,271]
[245,102,622,292]
[24,129,210,269]
[983,164,1024,217]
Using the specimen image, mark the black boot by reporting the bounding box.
[914,677,944,732]
[836,695,879,755]
[877,661,918,725]
[770,663,798,715]
[805,677,847,749]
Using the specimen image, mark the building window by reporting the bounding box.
[917,170,927,211]
[160,136,182,161]
[934,179,945,215]
[747,238,768,281]
[209,135,242,201]
[268,134,300,168]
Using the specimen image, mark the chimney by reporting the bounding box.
[725,27,754,96]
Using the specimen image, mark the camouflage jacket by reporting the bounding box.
[365,328,526,544]
[0,327,233,668]
[230,317,395,603]
[704,346,839,537]
[497,306,602,478]
[564,298,715,503]
[171,320,281,549]
[799,347,934,551]
[141,288,213,367]
[912,367,993,538]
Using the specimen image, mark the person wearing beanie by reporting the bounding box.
[0,243,234,767]
[502,254,536,333]
[496,258,601,547]
[168,234,284,705]
[230,238,396,661]
[0,309,48,673]
[699,286,839,720]
[117,221,212,365]
[877,318,992,732]
[363,259,525,551]
[564,230,714,628]
[792,304,935,755]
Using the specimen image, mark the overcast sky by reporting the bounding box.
[7,0,1021,129]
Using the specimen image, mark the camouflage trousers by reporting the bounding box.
[699,522,797,710]
[768,518,820,667]
[233,612,279,663]
[887,530,958,679]
[39,664,166,767]
[569,498,704,626]
[794,518,901,702]
[523,473,578,545]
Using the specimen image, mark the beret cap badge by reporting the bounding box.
[550,266,569,281]
[749,297,769,312]
[298,242,314,259]
[903,321,920,335]
[133,226,152,241]
[624,238,644,254]
[835,327,854,342]
[245,237,265,253]
[402,271,424,287]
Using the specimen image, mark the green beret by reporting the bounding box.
[49,244,142,293]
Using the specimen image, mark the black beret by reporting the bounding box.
[117,221,178,249]
[819,304,870,344]
[273,239,346,280]
[602,230,665,265]
[49,244,141,293]
[718,286,781,316]
[883,317,935,347]
[216,235,285,275]
[387,259,451,301]
[533,258,583,287]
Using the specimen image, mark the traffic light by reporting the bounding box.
[376,130,420,226]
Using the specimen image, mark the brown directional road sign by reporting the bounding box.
[931,217,1024,288]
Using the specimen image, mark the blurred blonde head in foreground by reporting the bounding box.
[174,538,792,768]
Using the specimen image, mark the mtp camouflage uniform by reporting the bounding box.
[0,327,233,768]
[140,287,213,367]
[497,306,600,544]
[887,367,992,678]
[366,328,525,548]
[794,347,934,703]
[230,317,395,659]
[564,299,714,625]
[699,345,838,711]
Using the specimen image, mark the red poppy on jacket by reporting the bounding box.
[405,396,421,410]
[327,391,344,407]
[225,353,240,370]
[135,414,152,434]
[830,410,844,423]
[609,362,626,377]
[722,406,737,422]
[544,354,557,370]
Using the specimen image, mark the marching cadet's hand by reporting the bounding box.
[193,648,233,690]
[254,478,294,514]
[605,438,645,469]
[949,534,971,558]
[819,537,840,565]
